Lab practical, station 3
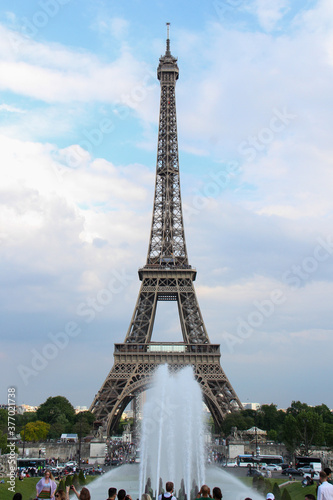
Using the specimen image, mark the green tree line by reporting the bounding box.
[218,401,333,455]
[0,396,96,444]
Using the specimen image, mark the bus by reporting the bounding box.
[237,454,284,467]
[17,458,46,470]
[295,456,321,470]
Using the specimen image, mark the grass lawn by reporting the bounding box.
[240,476,318,499]
[280,481,317,500]
[0,475,97,500]
[0,477,39,500]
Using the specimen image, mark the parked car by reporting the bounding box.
[279,463,290,470]
[225,461,238,467]
[298,466,314,474]
[282,467,303,476]
[65,461,77,467]
[261,464,282,472]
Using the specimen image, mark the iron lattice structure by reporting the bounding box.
[90,27,243,434]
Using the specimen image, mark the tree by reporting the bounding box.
[15,411,38,433]
[74,411,95,427]
[37,396,75,425]
[296,410,324,453]
[257,404,280,431]
[273,482,281,500]
[287,401,310,417]
[57,479,66,492]
[48,414,71,439]
[220,411,254,437]
[0,409,8,433]
[282,414,299,454]
[283,408,325,454]
[314,404,333,425]
[267,429,278,442]
[78,470,86,485]
[264,478,273,496]
[281,488,292,500]
[23,421,50,442]
[72,473,80,489]
[0,431,10,454]
[65,475,73,486]
[325,424,333,449]
[73,411,95,437]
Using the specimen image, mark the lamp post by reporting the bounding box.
[22,415,26,458]
[78,414,82,469]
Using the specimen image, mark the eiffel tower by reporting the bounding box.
[90,25,242,434]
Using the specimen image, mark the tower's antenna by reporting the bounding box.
[166,22,171,54]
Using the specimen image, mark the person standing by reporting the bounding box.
[212,486,222,500]
[324,468,333,485]
[158,482,177,500]
[36,470,57,500]
[196,485,211,499]
[108,488,117,500]
[317,471,333,500]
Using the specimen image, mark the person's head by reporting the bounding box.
[200,485,210,497]
[79,488,91,500]
[55,490,66,500]
[320,471,328,483]
[12,494,22,500]
[266,494,275,500]
[244,498,252,500]
[44,470,54,480]
[109,488,117,499]
[166,483,174,493]
[118,489,127,500]
[141,495,151,500]
[212,487,222,500]
[304,495,316,500]
[324,467,332,478]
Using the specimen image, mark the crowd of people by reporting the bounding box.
[8,465,333,500]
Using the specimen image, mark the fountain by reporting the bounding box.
[139,365,206,498]
[87,366,264,500]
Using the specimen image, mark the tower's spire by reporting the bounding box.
[166,22,171,55]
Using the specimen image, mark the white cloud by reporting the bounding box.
[251,0,289,31]
[0,24,156,108]
[0,103,25,113]
[0,133,152,315]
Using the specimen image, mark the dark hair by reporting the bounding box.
[118,489,127,500]
[212,488,222,500]
[80,487,91,500]
[324,468,332,476]
[55,490,66,500]
[304,495,316,500]
[13,494,23,500]
[109,488,118,498]
[166,483,174,493]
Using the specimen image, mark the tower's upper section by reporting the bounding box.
[145,24,189,271]
[157,23,179,83]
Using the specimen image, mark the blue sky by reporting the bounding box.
[1,0,333,411]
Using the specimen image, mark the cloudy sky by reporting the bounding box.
[1,0,333,412]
